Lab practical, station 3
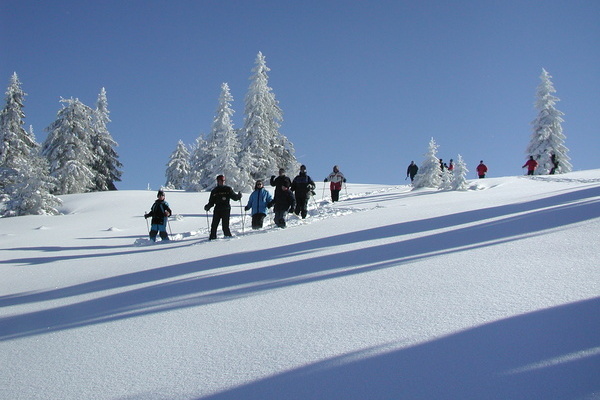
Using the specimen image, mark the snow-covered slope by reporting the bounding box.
[1,171,599,399]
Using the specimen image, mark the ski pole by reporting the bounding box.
[145,212,150,233]
[239,200,245,234]
[322,181,326,201]
[167,216,173,236]
[206,211,210,231]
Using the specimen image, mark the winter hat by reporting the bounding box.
[279,168,285,174]
[157,190,165,198]
[216,174,225,182]
[300,165,306,171]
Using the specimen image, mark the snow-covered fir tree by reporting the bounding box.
[202,83,245,191]
[186,134,207,192]
[165,140,190,190]
[238,52,297,188]
[526,68,571,174]
[413,137,442,189]
[90,88,122,190]
[450,154,469,191]
[42,98,96,195]
[0,73,60,216]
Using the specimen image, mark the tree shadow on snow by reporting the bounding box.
[0,186,599,343]
[198,297,600,400]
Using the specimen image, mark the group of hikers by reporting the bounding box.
[406,154,558,182]
[145,165,346,241]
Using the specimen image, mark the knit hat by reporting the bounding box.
[157,190,165,197]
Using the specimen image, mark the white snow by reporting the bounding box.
[1,171,599,400]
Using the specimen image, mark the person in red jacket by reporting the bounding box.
[476,160,488,179]
[522,156,538,176]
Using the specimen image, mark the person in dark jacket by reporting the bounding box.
[204,175,242,240]
[269,182,295,228]
[291,165,315,219]
[270,168,292,199]
[406,161,419,182]
[245,180,273,229]
[144,190,172,242]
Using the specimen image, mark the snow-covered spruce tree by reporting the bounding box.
[450,154,469,191]
[90,88,122,190]
[238,52,297,188]
[42,98,96,195]
[526,68,571,174]
[412,137,442,189]
[165,140,190,190]
[0,73,60,216]
[186,134,207,192]
[202,83,245,191]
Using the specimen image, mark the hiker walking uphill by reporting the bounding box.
[522,156,538,176]
[204,175,242,240]
[324,165,346,202]
[291,165,315,219]
[245,180,273,230]
[270,181,295,228]
[476,160,488,179]
[144,190,172,242]
[406,161,418,182]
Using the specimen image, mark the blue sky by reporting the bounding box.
[2,0,599,190]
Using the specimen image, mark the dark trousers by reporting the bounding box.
[251,213,266,229]
[331,189,341,202]
[294,195,309,218]
[210,208,232,239]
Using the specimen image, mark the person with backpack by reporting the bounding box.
[406,161,419,182]
[324,165,346,202]
[269,181,295,228]
[204,175,242,240]
[291,165,315,219]
[476,160,488,179]
[522,156,538,176]
[144,190,172,242]
[245,180,273,229]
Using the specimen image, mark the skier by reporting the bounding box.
[406,161,419,182]
[270,168,292,199]
[324,165,346,202]
[269,182,295,228]
[439,159,446,171]
[522,156,538,176]
[291,165,315,219]
[204,175,242,240]
[448,159,455,172]
[144,190,172,242]
[476,160,488,179]
[245,180,273,230]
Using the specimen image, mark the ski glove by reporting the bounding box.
[289,207,294,213]
[343,178,347,182]
[204,204,211,211]
[144,213,150,219]
[324,178,328,182]
[245,205,251,211]
[267,200,274,208]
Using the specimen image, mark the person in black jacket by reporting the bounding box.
[270,168,292,200]
[144,190,172,242]
[291,165,315,219]
[269,181,295,228]
[406,161,419,183]
[204,175,242,240]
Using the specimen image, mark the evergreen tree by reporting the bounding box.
[202,83,245,191]
[165,140,190,190]
[413,138,442,189]
[186,134,207,192]
[91,88,122,190]
[0,73,60,216]
[239,52,297,188]
[42,98,96,194]
[450,154,469,191]
[526,68,571,174]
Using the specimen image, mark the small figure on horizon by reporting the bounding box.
[144,190,172,242]
[476,160,488,179]
[448,159,454,172]
[324,165,346,202]
[406,161,419,183]
[550,154,559,175]
[522,156,538,176]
